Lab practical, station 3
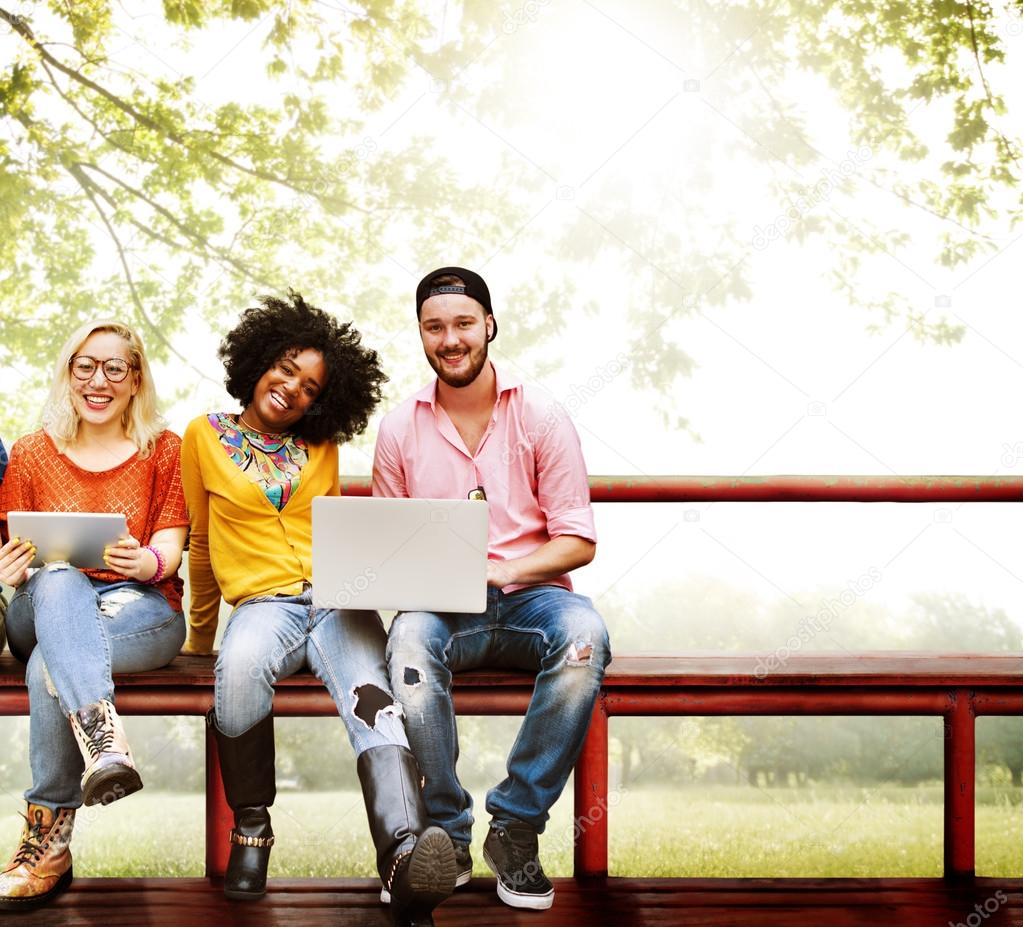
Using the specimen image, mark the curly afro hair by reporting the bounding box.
[219,290,387,445]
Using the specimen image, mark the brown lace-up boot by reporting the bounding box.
[69,698,143,806]
[0,803,75,910]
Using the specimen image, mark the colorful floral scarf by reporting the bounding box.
[209,413,308,511]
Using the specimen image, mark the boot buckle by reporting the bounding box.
[229,830,275,848]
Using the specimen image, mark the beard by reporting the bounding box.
[427,340,489,388]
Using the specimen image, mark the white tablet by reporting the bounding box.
[6,512,128,570]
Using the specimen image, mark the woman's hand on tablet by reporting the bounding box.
[103,535,156,581]
[0,537,35,588]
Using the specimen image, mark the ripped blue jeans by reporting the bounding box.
[386,585,611,844]
[5,564,184,809]
[214,589,407,756]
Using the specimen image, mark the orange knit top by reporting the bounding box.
[0,430,189,611]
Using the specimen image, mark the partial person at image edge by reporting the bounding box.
[1,435,7,654]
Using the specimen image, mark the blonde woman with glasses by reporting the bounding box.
[0,321,188,911]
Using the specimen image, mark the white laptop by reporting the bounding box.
[312,497,489,613]
[6,511,128,570]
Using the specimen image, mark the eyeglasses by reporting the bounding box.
[69,355,134,383]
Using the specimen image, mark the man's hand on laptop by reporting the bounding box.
[486,538,596,590]
[486,559,517,589]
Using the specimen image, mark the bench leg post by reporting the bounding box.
[944,687,975,879]
[205,721,232,880]
[574,693,609,879]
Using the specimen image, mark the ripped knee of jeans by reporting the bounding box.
[42,561,72,573]
[99,588,144,618]
[566,639,595,666]
[402,665,423,687]
[352,683,403,729]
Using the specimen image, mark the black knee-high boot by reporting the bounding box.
[357,745,457,926]
[207,710,276,901]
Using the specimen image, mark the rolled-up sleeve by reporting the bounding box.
[533,402,596,543]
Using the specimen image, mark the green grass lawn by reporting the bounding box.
[8,785,1021,878]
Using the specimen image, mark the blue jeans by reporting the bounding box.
[215,589,407,756]
[386,585,610,844]
[5,563,185,809]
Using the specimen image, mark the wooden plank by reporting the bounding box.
[7,653,1023,690]
[16,878,1023,927]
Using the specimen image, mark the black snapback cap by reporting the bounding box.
[415,266,497,342]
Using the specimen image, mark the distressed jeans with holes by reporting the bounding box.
[214,589,407,755]
[386,585,611,844]
[5,564,185,809]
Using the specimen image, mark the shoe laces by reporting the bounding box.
[494,826,544,881]
[11,810,49,867]
[384,848,412,891]
[78,707,115,758]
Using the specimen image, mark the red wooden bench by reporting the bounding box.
[2,649,1021,883]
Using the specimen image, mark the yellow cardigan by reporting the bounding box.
[180,413,339,653]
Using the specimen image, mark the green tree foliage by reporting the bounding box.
[0,1,517,435]
[3,3,1022,432]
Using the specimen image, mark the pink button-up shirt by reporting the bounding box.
[372,364,596,593]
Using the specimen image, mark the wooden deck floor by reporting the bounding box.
[9,877,1023,926]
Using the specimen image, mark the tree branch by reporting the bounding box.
[38,58,162,170]
[1,6,368,213]
[61,161,221,386]
[964,0,1022,174]
[18,59,277,296]
[749,62,999,241]
[78,161,278,288]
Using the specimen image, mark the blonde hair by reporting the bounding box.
[43,320,165,458]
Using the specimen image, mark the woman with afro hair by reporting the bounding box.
[180,292,457,925]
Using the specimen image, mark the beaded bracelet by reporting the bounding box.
[142,545,166,585]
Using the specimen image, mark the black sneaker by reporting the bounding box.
[382,838,472,903]
[453,842,473,887]
[482,821,553,910]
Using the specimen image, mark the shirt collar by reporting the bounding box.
[414,362,522,409]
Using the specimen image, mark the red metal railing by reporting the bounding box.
[342,474,1023,502]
